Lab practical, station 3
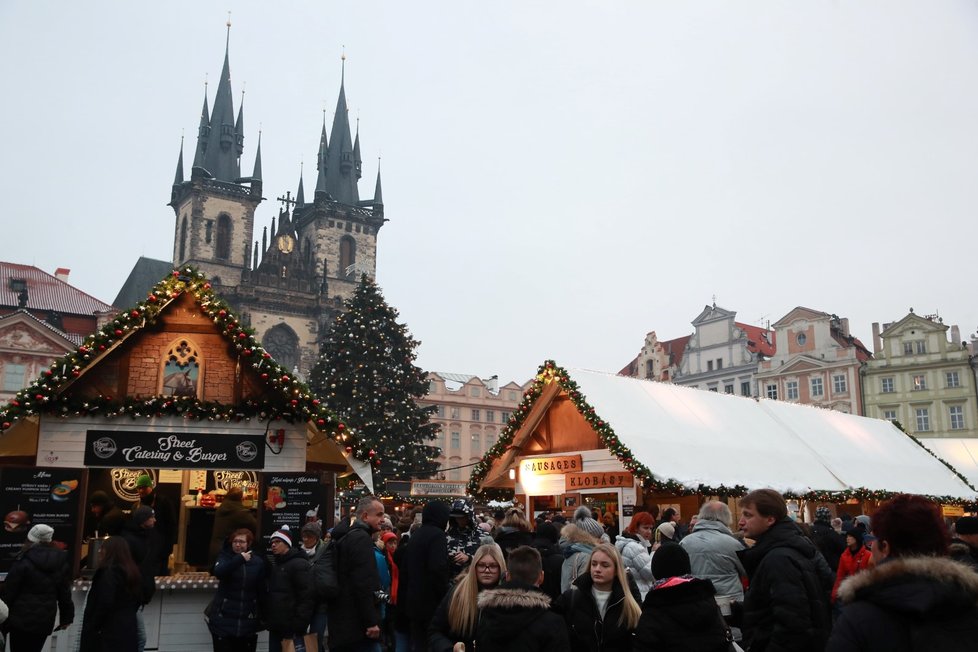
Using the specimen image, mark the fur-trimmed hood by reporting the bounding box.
[837,555,978,615]
[477,583,553,611]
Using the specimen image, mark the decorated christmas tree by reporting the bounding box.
[309,275,440,494]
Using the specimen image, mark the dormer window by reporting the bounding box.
[8,278,26,293]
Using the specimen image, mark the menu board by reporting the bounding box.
[0,467,83,575]
[259,473,329,553]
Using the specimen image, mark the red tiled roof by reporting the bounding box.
[660,334,692,370]
[736,321,776,357]
[0,262,114,316]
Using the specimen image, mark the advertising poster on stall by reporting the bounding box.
[0,467,83,575]
[259,473,328,557]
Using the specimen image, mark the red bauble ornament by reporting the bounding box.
[130,310,140,318]
[114,329,123,336]
[1,422,9,429]
[219,310,227,317]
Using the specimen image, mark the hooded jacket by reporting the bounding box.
[406,501,451,625]
[264,545,312,638]
[552,572,640,652]
[736,518,831,652]
[531,533,565,602]
[475,581,570,652]
[329,518,381,647]
[615,533,656,600]
[679,519,746,600]
[828,555,978,652]
[0,544,74,634]
[79,563,140,652]
[560,523,599,593]
[634,576,731,652]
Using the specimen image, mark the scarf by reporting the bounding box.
[381,531,399,604]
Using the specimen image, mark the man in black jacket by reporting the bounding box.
[133,474,176,575]
[266,526,314,652]
[405,500,451,651]
[329,496,386,652]
[88,490,126,537]
[122,506,164,652]
[736,489,831,652]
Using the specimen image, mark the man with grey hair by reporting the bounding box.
[679,501,747,605]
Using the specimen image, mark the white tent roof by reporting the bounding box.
[569,368,976,500]
[919,439,978,490]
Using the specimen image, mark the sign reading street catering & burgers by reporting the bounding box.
[84,430,266,470]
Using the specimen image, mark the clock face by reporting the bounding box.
[276,235,295,254]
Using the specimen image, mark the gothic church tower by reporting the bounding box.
[167,33,384,377]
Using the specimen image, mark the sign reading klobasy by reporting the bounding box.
[519,455,583,476]
[565,472,634,491]
[85,430,266,470]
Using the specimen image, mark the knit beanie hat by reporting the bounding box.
[28,523,54,543]
[650,543,691,579]
[300,521,322,539]
[815,506,832,524]
[956,516,978,535]
[846,528,865,547]
[573,506,605,540]
[132,506,155,526]
[656,522,676,541]
[270,525,293,547]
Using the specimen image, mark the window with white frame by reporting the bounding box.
[949,405,965,430]
[500,412,510,423]
[485,410,495,423]
[471,409,480,422]
[833,374,848,394]
[2,363,26,393]
[435,431,446,451]
[912,375,927,391]
[450,407,460,419]
[881,377,894,393]
[471,432,481,453]
[741,381,751,397]
[786,381,799,400]
[882,409,898,422]
[449,468,461,481]
[903,341,914,355]
[716,359,723,370]
[485,431,497,449]
[766,384,778,400]
[916,340,926,354]
[946,371,960,388]
[707,360,714,371]
[724,384,734,394]
[451,431,461,449]
[436,405,446,418]
[811,377,824,397]
[915,408,930,432]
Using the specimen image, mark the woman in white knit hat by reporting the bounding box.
[0,524,74,652]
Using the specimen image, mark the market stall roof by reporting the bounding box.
[471,362,977,503]
[920,439,978,490]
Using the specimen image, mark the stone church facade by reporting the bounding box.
[122,36,385,378]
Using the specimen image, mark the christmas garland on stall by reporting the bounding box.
[466,360,977,506]
[0,267,355,454]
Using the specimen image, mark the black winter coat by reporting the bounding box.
[634,576,730,652]
[949,538,978,573]
[475,581,570,652]
[737,518,831,652]
[265,546,312,638]
[828,555,978,652]
[328,519,381,647]
[531,538,565,602]
[495,527,533,559]
[552,573,640,652]
[121,523,164,605]
[208,544,266,638]
[405,502,451,626]
[79,564,140,652]
[0,544,73,634]
[812,522,846,572]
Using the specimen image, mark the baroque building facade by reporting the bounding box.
[863,311,978,438]
[420,373,528,483]
[122,35,383,378]
[754,306,871,414]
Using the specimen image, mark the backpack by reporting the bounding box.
[313,540,339,601]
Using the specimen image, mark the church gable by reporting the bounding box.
[773,306,828,328]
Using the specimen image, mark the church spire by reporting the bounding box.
[296,164,306,205]
[173,136,185,185]
[235,89,245,163]
[200,24,239,181]
[252,130,262,180]
[191,88,209,174]
[323,53,360,205]
[315,113,328,198]
[353,118,362,180]
[373,159,383,206]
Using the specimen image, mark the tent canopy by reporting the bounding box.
[920,438,978,492]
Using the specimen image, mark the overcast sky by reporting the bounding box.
[3,2,978,386]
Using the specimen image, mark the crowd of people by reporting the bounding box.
[3,486,978,652]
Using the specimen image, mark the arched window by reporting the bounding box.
[339,236,356,276]
[179,216,188,262]
[262,324,299,373]
[304,238,312,266]
[215,214,232,260]
[160,339,202,398]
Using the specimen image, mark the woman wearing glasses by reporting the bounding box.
[208,528,267,652]
[429,543,507,652]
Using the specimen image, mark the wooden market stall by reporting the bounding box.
[471,362,978,529]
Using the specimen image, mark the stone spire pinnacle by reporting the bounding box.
[252,130,262,180]
[200,27,239,181]
[296,163,306,205]
[323,55,360,205]
[373,158,383,206]
[173,135,185,185]
[315,113,328,197]
[191,88,209,173]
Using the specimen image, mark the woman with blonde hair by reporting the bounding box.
[429,543,507,652]
[554,542,642,652]
[494,508,533,558]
